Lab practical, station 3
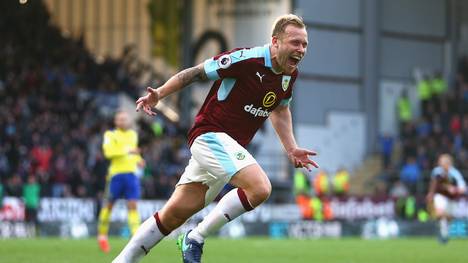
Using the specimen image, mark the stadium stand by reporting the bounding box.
[378,60,468,197]
[0,1,187,200]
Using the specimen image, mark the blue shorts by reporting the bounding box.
[108,173,140,202]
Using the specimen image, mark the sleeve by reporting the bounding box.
[203,48,251,80]
[102,131,127,159]
[452,169,466,191]
[431,167,442,178]
[280,91,293,106]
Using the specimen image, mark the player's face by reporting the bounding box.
[438,156,451,172]
[115,112,130,130]
[275,25,308,75]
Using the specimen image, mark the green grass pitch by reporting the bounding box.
[1,237,467,263]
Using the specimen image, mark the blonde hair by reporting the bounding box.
[271,14,306,37]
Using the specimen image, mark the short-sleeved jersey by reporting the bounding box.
[431,166,467,194]
[188,44,297,147]
[102,129,142,177]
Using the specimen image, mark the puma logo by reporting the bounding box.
[256,72,265,83]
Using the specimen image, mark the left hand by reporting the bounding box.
[287,148,319,171]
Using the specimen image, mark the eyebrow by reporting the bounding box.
[290,37,308,44]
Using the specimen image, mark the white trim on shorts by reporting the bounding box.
[177,132,257,205]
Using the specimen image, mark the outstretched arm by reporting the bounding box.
[426,178,437,200]
[425,177,437,216]
[136,63,207,115]
[269,105,319,171]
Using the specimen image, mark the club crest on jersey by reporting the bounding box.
[217,54,232,69]
[282,76,291,91]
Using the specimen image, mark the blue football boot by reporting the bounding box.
[177,230,204,263]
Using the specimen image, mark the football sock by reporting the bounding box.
[98,206,111,236]
[189,188,254,243]
[128,208,141,236]
[440,218,449,239]
[113,212,169,263]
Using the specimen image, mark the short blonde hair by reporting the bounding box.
[271,14,306,37]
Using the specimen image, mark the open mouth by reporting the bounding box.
[288,55,302,67]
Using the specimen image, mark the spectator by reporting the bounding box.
[416,145,430,171]
[450,114,461,135]
[23,175,40,223]
[430,72,447,97]
[293,169,310,196]
[50,155,68,197]
[397,89,412,127]
[313,170,330,197]
[400,157,421,194]
[416,117,431,139]
[418,75,432,117]
[332,168,350,196]
[5,174,22,197]
[30,140,52,177]
[389,180,409,199]
[380,134,394,169]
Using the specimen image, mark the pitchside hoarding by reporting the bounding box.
[2,197,468,238]
[1,197,467,223]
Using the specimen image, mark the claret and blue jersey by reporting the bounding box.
[431,166,466,194]
[188,44,297,147]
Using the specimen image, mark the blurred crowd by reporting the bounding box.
[379,60,468,197]
[0,1,188,204]
[293,168,350,221]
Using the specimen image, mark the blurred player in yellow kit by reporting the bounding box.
[98,111,145,253]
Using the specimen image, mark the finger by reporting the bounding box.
[299,158,314,167]
[136,97,145,104]
[310,160,319,168]
[136,102,143,112]
[142,105,152,115]
[145,108,157,116]
[143,105,157,116]
[295,160,304,168]
[304,149,317,156]
[295,159,301,167]
[292,159,299,168]
[304,159,319,168]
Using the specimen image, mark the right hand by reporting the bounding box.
[128,148,140,155]
[136,87,159,116]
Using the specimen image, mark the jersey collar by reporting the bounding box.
[263,44,272,68]
[264,44,284,75]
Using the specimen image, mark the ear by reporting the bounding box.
[271,36,279,48]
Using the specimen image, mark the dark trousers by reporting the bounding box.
[25,207,38,223]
